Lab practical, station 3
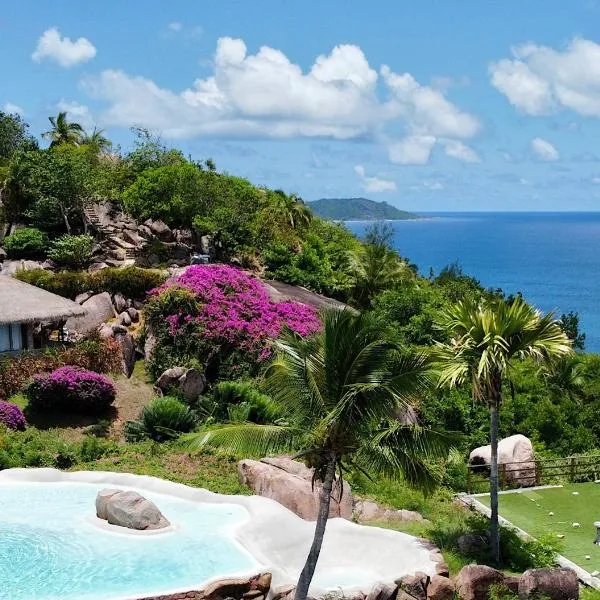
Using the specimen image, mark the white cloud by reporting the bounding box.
[423,180,444,190]
[2,102,24,115]
[56,100,94,129]
[442,140,481,163]
[387,135,436,165]
[354,165,397,193]
[168,22,183,32]
[82,36,478,160]
[32,27,96,67]
[490,37,600,117]
[531,137,559,161]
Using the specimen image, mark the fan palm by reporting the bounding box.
[434,296,572,564]
[41,112,84,147]
[81,127,112,152]
[186,309,456,600]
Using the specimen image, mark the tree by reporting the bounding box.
[186,309,455,600]
[0,111,37,162]
[434,296,572,564]
[348,222,414,309]
[272,190,313,231]
[560,311,586,350]
[81,127,112,153]
[41,112,84,147]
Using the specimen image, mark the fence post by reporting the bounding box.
[500,463,507,489]
[467,467,472,494]
[570,457,576,483]
[535,460,541,486]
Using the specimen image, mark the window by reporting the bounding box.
[0,324,23,352]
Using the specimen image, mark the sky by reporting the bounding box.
[3,1,600,211]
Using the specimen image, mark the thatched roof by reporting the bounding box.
[0,277,86,325]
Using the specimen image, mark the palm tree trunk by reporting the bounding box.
[294,457,337,600]
[489,396,501,565]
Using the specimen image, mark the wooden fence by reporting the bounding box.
[466,454,600,493]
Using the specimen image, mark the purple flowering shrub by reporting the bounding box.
[146,265,321,381]
[26,366,116,414]
[0,401,27,431]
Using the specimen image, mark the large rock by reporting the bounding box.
[354,499,427,524]
[155,366,206,401]
[145,219,173,242]
[115,331,136,378]
[101,490,170,530]
[427,576,455,600]
[469,434,536,487]
[66,292,115,334]
[95,488,122,520]
[455,565,505,600]
[365,583,397,600]
[399,572,429,600]
[238,456,353,520]
[518,568,579,600]
[0,259,45,276]
[113,293,129,313]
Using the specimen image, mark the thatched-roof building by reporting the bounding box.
[0,278,85,352]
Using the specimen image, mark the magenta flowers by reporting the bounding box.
[26,366,116,414]
[0,401,27,431]
[153,265,321,365]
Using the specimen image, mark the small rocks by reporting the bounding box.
[426,575,454,600]
[119,311,132,327]
[113,293,129,313]
[156,366,206,401]
[127,307,139,322]
[354,499,428,525]
[399,572,429,600]
[457,533,488,556]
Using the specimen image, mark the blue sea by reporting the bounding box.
[346,213,600,352]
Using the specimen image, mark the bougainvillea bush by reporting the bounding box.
[26,366,117,414]
[0,401,27,431]
[145,265,321,381]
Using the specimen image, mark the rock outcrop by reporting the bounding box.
[96,489,170,530]
[66,292,115,334]
[469,434,536,487]
[518,568,579,600]
[354,499,428,525]
[155,366,206,402]
[238,455,353,520]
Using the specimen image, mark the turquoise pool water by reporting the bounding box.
[0,482,259,600]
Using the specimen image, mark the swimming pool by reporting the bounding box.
[0,481,259,600]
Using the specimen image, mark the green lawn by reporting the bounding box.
[478,483,600,571]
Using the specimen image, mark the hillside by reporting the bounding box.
[309,197,418,221]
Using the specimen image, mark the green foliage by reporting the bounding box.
[126,396,197,442]
[15,266,166,300]
[211,380,282,424]
[48,234,94,268]
[41,112,83,147]
[0,111,37,162]
[3,227,47,258]
[560,310,586,350]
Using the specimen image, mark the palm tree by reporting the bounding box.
[186,309,456,600]
[273,190,313,231]
[542,355,586,403]
[41,112,84,147]
[434,296,572,564]
[81,127,112,152]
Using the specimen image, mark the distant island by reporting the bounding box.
[309,197,418,221]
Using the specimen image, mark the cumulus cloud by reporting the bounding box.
[82,36,478,163]
[57,100,94,129]
[354,165,397,193]
[490,37,600,116]
[168,22,183,32]
[32,27,96,67]
[442,140,481,163]
[2,102,24,115]
[531,137,559,161]
[387,135,436,165]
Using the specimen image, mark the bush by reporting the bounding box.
[0,401,27,430]
[47,234,94,269]
[0,334,121,400]
[26,366,116,414]
[213,380,281,423]
[126,396,197,442]
[3,227,47,258]
[15,267,166,300]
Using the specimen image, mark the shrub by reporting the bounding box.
[47,234,94,269]
[0,401,27,430]
[26,366,116,414]
[126,396,197,442]
[145,265,321,381]
[0,335,121,400]
[15,267,166,300]
[213,380,281,423]
[3,227,47,258]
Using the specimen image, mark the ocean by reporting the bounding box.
[346,213,600,353]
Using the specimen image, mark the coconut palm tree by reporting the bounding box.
[273,190,313,231]
[81,127,112,153]
[434,296,572,564]
[42,112,84,147]
[186,309,456,600]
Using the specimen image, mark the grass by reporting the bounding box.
[478,483,600,571]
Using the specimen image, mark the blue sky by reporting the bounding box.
[3,1,600,211]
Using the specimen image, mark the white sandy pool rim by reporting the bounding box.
[0,468,438,600]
